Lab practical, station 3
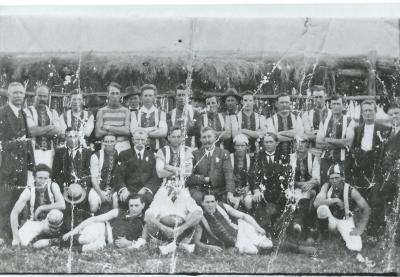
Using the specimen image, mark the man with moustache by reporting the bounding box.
[266,93,303,159]
[96,82,131,154]
[0,82,35,243]
[125,85,141,113]
[187,127,236,205]
[26,85,64,167]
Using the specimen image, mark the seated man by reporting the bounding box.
[186,127,236,205]
[115,128,161,207]
[314,164,371,252]
[292,136,320,242]
[248,133,292,235]
[89,134,119,214]
[194,193,273,254]
[62,194,146,252]
[229,134,253,212]
[10,164,66,246]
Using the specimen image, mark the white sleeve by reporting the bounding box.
[311,157,320,184]
[130,111,138,134]
[266,117,276,133]
[84,114,95,137]
[90,154,100,178]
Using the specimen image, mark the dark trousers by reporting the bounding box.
[293,198,316,230]
[0,187,22,241]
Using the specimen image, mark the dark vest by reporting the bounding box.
[203,204,237,247]
[110,209,144,241]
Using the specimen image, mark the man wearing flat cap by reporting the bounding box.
[125,86,141,113]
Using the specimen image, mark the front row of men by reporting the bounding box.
[9,126,378,256]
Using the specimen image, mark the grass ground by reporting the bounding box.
[0,235,398,274]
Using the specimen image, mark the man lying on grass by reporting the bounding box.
[194,192,273,254]
[10,164,65,246]
[61,194,146,251]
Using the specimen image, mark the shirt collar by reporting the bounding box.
[68,147,81,157]
[135,147,145,156]
[205,147,215,157]
[265,151,275,156]
[8,102,21,117]
[139,105,157,114]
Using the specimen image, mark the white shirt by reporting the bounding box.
[68,147,81,159]
[8,102,22,118]
[361,124,374,151]
[205,147,215,158]
[135,147,145,160]
[265,151,275,163]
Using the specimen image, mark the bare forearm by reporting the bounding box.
[10,211,19,238]
[29,126,51,137]
[178,211,202,232]
[148,128,167,138]
[107,126,130,136]
[240,129,260,139]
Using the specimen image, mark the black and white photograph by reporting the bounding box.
[0,3,400,274]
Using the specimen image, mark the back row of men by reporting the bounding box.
[0,81,399,254]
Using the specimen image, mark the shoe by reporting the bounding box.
[257,237,273,249]
[179,243,195,253]
[159,242,177,255]
[297,245,317,255]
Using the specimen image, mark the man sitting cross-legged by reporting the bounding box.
[145,126,203,255]
[194,192,273,254]
[10,164,66,246]
[314,164,371,252]
[62,194,147,252]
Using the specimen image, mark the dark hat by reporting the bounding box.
[125,86,140,97]
[108,82,122,90]
[222,88,242,102]
[86,94,105,108]
[190,89,204,101]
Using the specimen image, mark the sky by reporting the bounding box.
[0,6,398,57]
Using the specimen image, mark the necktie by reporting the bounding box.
[138,152,142,160]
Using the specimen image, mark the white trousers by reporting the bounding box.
[235,219,273,254]
[34,149,54,168]
[19,220,46,246]
[78,222,112,251]
[317,205,362,251]
[115,141,131,154]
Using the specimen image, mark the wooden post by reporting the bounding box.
[367,50,377,96]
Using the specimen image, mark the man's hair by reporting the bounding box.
[310,85,326,94]
[233,133,249,145]
[140,84,157,95]
[206,95,219,103]
[168,125,182,136]
[132,127,148,139]
[7,82,25,93]
[108,82,121,92]
[360,99,377,112]
[263,132,279,142]
[241,90,254,98]
[65,127,75,134]
[35,85,50,95]
[175,84,186,92]
[277,93,290,101]
[200,126,216,136]
[330,94,344,103]
[127,193,146,204]
[201,192,216,202]
[34,163,52,177]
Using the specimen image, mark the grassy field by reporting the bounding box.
[0,234,398,274]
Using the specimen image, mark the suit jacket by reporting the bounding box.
[353,123,390,158]
[0,104,34,187]
[186,147,235,195]
[115,147,161,194]
[248,151,291,205]
[52,146,92,189]
[381,129,400,173]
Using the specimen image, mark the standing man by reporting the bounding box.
[26,85,64,167]
[314,164,370,252]
[266,93,303,158]
[125,86,141,113]
[166,84,199,149]
[115,128,161,206]
[234,91,267,154]
[89,135,119,214]
[222,88,242,153]
[130,84,168,152]
[187,127,235,205]
[96,82,131,154]
[0,82,35,243]
[199,96,229,149]
[60,90,95,147]
[316,95,355,185]
[302,85,330,146]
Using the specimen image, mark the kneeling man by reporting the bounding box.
[62,194,146,251]
[10,164,66,246]
[194,193,273,254]
[314,164,370,252]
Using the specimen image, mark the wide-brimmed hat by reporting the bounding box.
[125,86,140,98]
[221,88,242,102]
[64,183,87,204]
